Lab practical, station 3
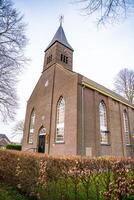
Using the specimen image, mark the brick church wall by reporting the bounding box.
[22,66,55,151]
[22,64,78,155]
[49,66,78,155]
[78,86,134,157]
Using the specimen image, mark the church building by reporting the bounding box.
[22,22,134,157]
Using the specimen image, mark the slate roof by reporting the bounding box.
[45,24,73,52]
[0,134,10,144]
[82,76,134,109]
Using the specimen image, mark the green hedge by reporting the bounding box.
[6,144,22,151]
[0,150,134,200]
[0,183,32,200]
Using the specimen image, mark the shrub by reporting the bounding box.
[0,150,39,197]
[6,144,22,151]
[0,183,32,200]
[0,150,134,200]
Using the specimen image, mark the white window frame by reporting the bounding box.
[56,97,65,143]
[123,110,130,145]
[99,101,108,144]
[28,109,35,144]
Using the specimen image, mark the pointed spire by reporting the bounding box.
[59,15,64,26]
[45,21,73,52]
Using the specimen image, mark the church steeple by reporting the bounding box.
[45,24,73,52]
[43,22,73,71]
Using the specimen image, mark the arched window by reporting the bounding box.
[123,110,130,145]
[28,109,35,144]
[99,101,108,144]
[56,97,65,143]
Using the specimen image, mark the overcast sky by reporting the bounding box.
[1,0,134,142]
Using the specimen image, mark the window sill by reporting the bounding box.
[101,143,111,146]
[126,144,132,147]
[55,141,65,144]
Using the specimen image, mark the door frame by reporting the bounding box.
[38,127,46,153]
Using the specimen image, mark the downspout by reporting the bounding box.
[119,103,125,157]
[127,111,133,158]
[48,66,56,154]
[81,84,85,155]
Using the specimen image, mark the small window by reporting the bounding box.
[123,110,130,145]
[61,54,68,64]
[61,54,63,61]
[28,109,35,144]
[99,101,108,144]
[66,57,68,64]
[63,55,66,62]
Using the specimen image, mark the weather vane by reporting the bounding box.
[59,15,64,26]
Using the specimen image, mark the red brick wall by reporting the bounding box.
[49,65,78,155]
[43,42,73,71]
[22,64,78,155]
[80,86,134,157]
[22,64,134,157]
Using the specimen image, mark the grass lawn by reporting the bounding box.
[0,183,32,200]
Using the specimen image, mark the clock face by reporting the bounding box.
[45,80,48,87]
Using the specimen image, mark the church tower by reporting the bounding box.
[43,22,73,71]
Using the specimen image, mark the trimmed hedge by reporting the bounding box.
[0,150,134,200]
[0,183,32,200]
[6,144,22,151]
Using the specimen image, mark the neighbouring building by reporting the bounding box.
[22,22,134,157]
[0,134,11,148]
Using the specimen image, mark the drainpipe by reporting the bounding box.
[131,131,134,158]
[119,103,125,157]
[48,66,56,154]
[81,84,85,155]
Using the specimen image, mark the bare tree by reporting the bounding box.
[12,119,24,137]
[74,0,134,24]
[0,0,27,121]
[114,68,134,103]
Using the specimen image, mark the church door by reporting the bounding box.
[38,127,46,153]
